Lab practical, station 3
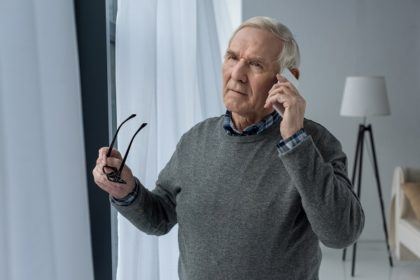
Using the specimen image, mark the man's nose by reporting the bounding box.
[231,60,248,83]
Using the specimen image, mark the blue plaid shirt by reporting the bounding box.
[223,110,308,154]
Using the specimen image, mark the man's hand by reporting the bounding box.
[264,74,306,139]
[92,147,136,199]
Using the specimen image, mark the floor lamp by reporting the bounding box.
[339,76,393,277]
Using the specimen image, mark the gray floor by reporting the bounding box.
[320,241,420,280]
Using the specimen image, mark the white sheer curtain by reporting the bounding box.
[115,1,239,279]
[0,1,94,280]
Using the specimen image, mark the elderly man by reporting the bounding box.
[93,16,364,280]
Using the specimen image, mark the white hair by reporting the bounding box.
[228,16,300,72]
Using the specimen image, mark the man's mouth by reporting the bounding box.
[229,89,246,95]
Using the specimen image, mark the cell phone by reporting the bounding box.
[273,68,299,116]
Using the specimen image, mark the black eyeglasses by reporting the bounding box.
[102,114,147,184]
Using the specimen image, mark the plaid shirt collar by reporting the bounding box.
[223,110,280,136]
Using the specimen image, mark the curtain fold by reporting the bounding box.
[0,0,94,280]
[115,0,235,279]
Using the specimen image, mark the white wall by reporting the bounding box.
[242,0,420,241]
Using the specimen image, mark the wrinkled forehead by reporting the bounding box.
[228,27,283,63]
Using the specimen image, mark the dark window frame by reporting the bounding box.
[74,0,118,279]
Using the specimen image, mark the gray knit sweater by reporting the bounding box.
[111,116,365,280]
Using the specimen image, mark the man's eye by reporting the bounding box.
[227,55,237,60]
[250,61,262,68]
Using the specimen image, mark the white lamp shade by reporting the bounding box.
[340,76,391,117]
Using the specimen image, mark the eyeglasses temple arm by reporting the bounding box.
[118,123,148,173]
[106,114,136,157]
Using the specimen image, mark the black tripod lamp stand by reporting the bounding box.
[339,76,392,277]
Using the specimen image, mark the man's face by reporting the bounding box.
[222,27,283,119]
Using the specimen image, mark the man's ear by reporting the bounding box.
[291,68,300,80]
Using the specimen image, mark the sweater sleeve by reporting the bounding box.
[110,140,182,236]
[278,127,365,248]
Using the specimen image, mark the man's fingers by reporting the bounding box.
[271,79,298,95]
[268,84,294,97]
[96,148,122,169]
[93,167,125,194]
[266,83,301,106]
[276,73,287,82]
[92,168,111,190]
[99,147,123,160]
[104,157,123,169]
[94,156,122,176]
[92,156,135,200]
[264,94,285,109]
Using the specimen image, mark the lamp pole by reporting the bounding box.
[342,123,393,276]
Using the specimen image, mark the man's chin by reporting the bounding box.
[224,92,247,104]
[224,100,272,118]
[223,101,246,115]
